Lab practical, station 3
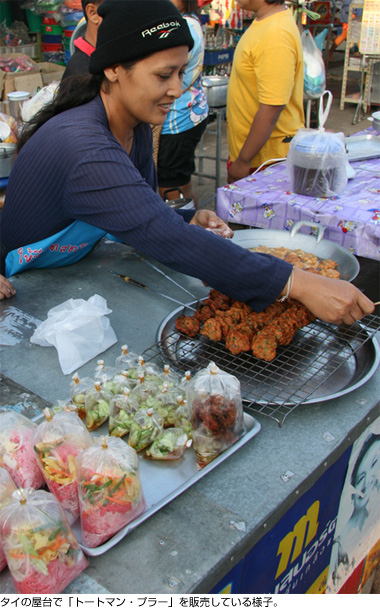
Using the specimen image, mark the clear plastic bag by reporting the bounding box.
[145,428,191,461]
[114,344,139,373]
[84,381,113,431]
[287,91,348,198]
[0,469,17,572]
[32,408,93,524]
[302,29,326,99]
[0,411,44,489]
[186,362,246,468]
[109,388,139,437]
[76,436,146,548]
[128,409,164,452]
[0,487,88,593]
[30,294,117,375]
[70,372,94,420]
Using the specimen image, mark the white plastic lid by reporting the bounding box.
[7,91,30,100]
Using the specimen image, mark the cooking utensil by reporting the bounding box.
[201,75,229,108]
[0,143,17,178]
[231,221,360,282]
[131,253,203,305]
[151,303,380,426]
[345,134,380,161]
[110,271,197,312]
[368,111,380,133]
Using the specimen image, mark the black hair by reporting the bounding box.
[265,0,285,4]
[17,57,144,152]
[182,1,200,15]
[17,74,102,151]
[351,433,380,487]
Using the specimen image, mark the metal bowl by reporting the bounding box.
[231,221,360,282]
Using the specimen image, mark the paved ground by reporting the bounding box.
[193,52,377,210]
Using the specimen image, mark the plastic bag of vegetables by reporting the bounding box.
[145,428,191,461]
[76,436,146,548]
[0,468,17,572]
[109,388,139,437]
[85,381,113,431]
[33,408,93,524]
[128,409,164,452]
[186,362,245,468]
[0,487,88,593]
[0,411,44,490]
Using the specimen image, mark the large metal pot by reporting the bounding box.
[201,75,229,108]
[371,110,380,133]
[231,220,360,282]
[0,143,17,178]
[163,188,195,210]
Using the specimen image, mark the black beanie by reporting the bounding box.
[89,0,194,74]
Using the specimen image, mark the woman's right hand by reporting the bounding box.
[0,274,15,300]
[288,268,374,325]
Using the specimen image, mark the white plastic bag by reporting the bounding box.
[287,91,348,198]
[21,83,59,122]
[30,294,117,375]
[302,29,326,99]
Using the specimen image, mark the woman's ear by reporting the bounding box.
[87,2,102,26]
[103,65,120,82]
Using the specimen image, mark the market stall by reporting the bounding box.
[0,239,379,594]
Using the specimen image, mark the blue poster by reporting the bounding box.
[238,449,352,593]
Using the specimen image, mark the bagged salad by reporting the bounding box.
[145,428,191,461]
[85,381,113,431]
[0,488,88,593]
[76,436,146,548]
[0,411,44,489]
[0,468,17,572]
[186,362,245,468]
[109,388,139,437]
[33,408,93,524]
[128,409,164,452]
[70,373,94,419]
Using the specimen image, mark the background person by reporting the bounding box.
[62,0,103,80]
[226,0,304,183]
[157,0,209,208]
[0,0,374,326]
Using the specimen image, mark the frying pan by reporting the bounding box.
[231,220,360,282]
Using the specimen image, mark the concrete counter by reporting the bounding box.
[1,240,379,594]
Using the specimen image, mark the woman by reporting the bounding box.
[157,0,209,208]
[328,433,380,591]
[0,0,374,324]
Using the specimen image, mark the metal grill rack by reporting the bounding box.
[141,314,380,427]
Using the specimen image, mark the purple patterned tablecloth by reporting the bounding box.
[216,130,380,261]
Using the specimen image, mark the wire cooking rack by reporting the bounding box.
[141,314,380,427]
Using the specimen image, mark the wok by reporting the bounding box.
[231,220,360,282]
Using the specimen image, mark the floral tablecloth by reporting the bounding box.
[216,130,380,261]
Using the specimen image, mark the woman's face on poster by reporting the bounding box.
[352,441,380,510]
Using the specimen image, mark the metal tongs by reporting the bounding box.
[131,252,204,306]
[109,271,197,312]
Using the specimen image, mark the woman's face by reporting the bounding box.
[352,442,380,510]
[106,46,189,128]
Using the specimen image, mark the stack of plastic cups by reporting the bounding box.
[61,0,84,64]
[42,13,64,64]
[63,26,76,65]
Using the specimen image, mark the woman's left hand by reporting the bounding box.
[0,274,16,300]
[190,209,233,239]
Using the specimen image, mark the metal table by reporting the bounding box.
[0,240,379,594]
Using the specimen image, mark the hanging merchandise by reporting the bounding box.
[302,28,326,99]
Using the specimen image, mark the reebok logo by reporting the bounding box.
[141,20,181,38]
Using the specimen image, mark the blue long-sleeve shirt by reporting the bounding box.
[0,96,291,311]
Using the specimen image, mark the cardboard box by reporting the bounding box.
[0,54,43,100]
[39,62,65,86]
